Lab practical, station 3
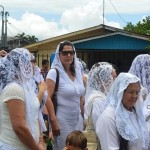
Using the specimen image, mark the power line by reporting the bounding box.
[8,21,25,34]
[108,0,128,24]
[7,24,18,37]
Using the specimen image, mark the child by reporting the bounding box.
[63,130,88,150]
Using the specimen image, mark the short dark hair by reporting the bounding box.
[65,130,87,150]
[42,59,49,66]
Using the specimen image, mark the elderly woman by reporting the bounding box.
[84,62,116,130]
[96,73,149,150]
[46,41,85,150]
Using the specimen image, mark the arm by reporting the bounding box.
[83,75,87,87]
[42,106,53,141]
[46,78,60,136]
[80,96,85,119]
[6,99,40,150]
[37,81,47,103]
[80,96,86,130]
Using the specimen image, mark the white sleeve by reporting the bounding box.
[46,68,57,83]
[96,109,120,150]
[3,83,25,102]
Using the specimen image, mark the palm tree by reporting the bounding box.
[16,33,38,46]
[26,35,38,43]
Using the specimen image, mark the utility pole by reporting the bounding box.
[4,11,9,49]
[0,5,4,48]
[0,5,9,49]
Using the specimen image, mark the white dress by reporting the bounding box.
[96,107,144,150]
[0,83,40,150]
[47,69,85,150]
[84,91,106,130]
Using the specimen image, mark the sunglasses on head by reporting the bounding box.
[60,51,75,56]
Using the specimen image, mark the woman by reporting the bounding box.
[0,48,59,150]
[96,73,149,150]
[30,57,55,149]
[0,48,42,150]
[30,56,60,132]
[128,54,150,99]
[46,41,85,150]
[84,62,116,130]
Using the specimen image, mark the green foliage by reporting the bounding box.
[15,32,38,46]
[123,16,150,35]
[123,16,150,51]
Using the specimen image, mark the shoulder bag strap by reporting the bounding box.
[54,68,59,92]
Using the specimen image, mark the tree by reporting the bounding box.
[123,16,150,35]
[16,32,38,47]
[26,35,38,43]
[124,16,150,50]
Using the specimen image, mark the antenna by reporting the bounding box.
[103,0,105,25]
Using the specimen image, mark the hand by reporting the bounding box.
[38,81,47,93]
[48,130,54,141]
[0,50,7,57]
[50,117,60,136]
[63,146,68,150]
[38,137,45,150]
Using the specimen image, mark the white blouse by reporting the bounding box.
[96,107,144,150]
[0,83,40,150]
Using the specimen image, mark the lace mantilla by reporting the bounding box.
[85,62,114,120]
[51,41,85,95]
[104,73,149,149]
[85,62,114,104]
[0,48,39,141]
[129,54,150,94]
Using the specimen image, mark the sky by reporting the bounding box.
[0,0,150,41]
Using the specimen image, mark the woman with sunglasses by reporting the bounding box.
[46,41,85,150]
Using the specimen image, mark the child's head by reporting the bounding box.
[65,130,87,150]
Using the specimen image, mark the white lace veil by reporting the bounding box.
[51,41,84,95]
[84,62,114,120]
[128,54,150,94]
[29,64,47,132]
[77,58,89,75]
[30,65,44,95]
[0,48,39,141]
[104,73,149,149]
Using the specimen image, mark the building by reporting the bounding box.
[24,24,150,72]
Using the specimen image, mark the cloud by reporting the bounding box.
[60,1,121,31]
[3,0,150,14]
[7,12,60,40]
[1,0,149,41]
